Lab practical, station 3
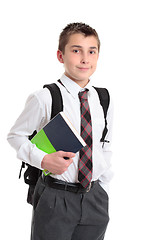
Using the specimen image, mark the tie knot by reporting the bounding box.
[78,90,89,101]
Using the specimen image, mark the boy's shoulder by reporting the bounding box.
[28,87,52,107]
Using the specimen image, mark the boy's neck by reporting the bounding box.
[64,73,89,88]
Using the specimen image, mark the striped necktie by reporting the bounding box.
[78,90,92,188]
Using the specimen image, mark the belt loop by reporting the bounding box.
[65,182,68,191]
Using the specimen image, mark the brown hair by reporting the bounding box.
[58,22,100,54]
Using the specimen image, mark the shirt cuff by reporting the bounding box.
[17,141,47,170]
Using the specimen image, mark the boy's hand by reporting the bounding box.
[41,151,75,175]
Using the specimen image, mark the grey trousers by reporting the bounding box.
[31,177,109,240]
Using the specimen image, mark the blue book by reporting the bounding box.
[31,112,86,175]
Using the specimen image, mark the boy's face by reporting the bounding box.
[57,33,99,87]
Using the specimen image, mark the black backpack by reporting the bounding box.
[19,82,110,205]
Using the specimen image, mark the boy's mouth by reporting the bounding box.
[77,67,90,71]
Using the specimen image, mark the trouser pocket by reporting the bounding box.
[32,177,46,211]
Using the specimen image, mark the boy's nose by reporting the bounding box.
[80,52,89,64]
[80,57,89,64]
[81,60,89,64]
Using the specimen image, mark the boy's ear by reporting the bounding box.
[57,50,64,63]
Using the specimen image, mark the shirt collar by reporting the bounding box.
[59,74,92,98]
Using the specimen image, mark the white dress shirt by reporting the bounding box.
[7,74,113,193]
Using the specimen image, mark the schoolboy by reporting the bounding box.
[7,22,113,240]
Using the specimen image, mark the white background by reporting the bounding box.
[1,0,160,239]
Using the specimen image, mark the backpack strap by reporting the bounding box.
[43,82,63,119]
[93,87,110,144]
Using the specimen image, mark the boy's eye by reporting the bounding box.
[73,49,79,53]
[90,51,95,54]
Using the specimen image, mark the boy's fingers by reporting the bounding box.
[58,151,75,159]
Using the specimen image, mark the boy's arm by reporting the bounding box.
[7,92,50,169]
[7,92,74,173]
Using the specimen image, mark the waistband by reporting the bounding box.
[42,175,98,193]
